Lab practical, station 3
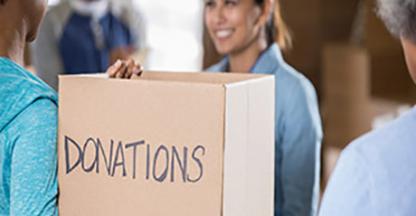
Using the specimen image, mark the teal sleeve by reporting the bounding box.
[8,99,58,216]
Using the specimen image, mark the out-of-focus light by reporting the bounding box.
[146,26,202,71]
[48,0,61,6]
[132,0,204,71]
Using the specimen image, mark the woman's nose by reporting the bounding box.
[213,5,226,25]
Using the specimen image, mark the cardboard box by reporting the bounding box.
[322,44,373,148]
[322,44,370,103]
[58,72,275,216]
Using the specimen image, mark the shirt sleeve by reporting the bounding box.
[319,145,373,216]
[278,77,323,216]
[8,99,58,216]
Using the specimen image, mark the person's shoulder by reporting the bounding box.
[275,63,318,110]
[3,70,56,100]
[0,59,57,130]
[10,98,58,133]
[348,108,416,156]
[329,108,416,215]
[276,63,315,93]
[20,98,57,123]
[342,107,416,185]
[0,58,56,93]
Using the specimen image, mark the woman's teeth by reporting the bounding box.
[216,29,233,39]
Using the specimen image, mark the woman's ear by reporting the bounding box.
[256,0,273,27]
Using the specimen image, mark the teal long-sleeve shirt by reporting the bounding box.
[0,57,58,215]
[208,44,323,216]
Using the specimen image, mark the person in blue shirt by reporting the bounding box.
[204,0,323,215]
[0,0,58,215]
[319,1,416,215]
[32,0,146,89]
[0,0,141,214]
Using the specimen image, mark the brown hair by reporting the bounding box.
[256,0,292,50]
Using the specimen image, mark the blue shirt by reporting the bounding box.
[208,44,323,216]
[0,58,58,215]
[319,107,416,216]
[59,12,134,74]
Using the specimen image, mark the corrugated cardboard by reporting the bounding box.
[322,44,373,148]
[58,71,275,216]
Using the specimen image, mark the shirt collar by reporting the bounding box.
[70,0,110,20]
[251,43,283,74]
[216,43,284,75]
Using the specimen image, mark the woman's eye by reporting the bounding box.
[205,0,215,8]
[225,0,237,6]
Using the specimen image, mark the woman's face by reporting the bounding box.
[23,0,48,42]
[204,0,264,55]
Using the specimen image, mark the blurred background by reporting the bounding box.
[25,0,416,196]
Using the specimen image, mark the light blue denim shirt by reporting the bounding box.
[319,107,416,216]
[207,44,323,216]
[0,57,58,215]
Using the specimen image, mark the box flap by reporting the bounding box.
[222,75,275,216]
[60,71,268,85]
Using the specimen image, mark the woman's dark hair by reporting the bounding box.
[255,0,292,50]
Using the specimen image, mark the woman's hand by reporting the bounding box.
[107,58,143,79]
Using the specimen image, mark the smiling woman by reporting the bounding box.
[204,0,291,56]
[204,0,323,216]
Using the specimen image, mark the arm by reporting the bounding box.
[319,146,373,216]
[8,99,58,216]
[279,78,322,216]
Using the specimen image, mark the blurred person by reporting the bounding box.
[32,0,146,89]
[0,0,141,214]
[319,0,416,215]
[204,0,323,216]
